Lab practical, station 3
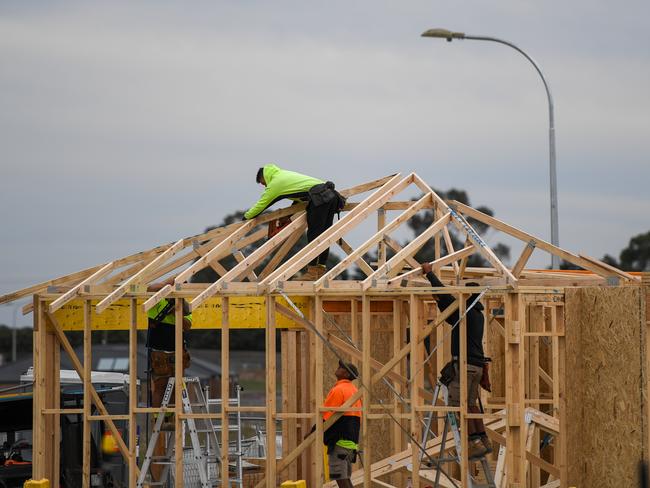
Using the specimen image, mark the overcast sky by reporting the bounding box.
[1,1,649,327]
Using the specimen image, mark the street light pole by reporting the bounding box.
[422,28,560,269]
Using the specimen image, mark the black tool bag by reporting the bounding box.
[439,360,456,386]
[308,181,345,210]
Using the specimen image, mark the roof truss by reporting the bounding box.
[0,173,639,313]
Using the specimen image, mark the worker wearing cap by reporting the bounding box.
[422,262,492,459]
[244,164,345,280]
[146,277,193,407]
[322,360,362,488]
[146,278,193,481]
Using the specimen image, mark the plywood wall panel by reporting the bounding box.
[565,287,644,488]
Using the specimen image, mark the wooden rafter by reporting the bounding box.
[361,212,451,290]
[386,245,476,286]
[260,174,410,289]
[96,238,185,314]
[315,192,433,289]
[452,200,639,282]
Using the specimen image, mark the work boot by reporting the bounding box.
[468,438,489,460]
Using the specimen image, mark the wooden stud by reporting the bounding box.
[555,306,567,487]
[286,330,299,480]
[174,298,184,488]
[458,293,469,487]
[32,296,46,479]
[221,297,230,486]
[83,300,92,487]
[505,292,526,487]
[314,295,325,486]
[129,298,138,487]
[266,295,277,487]
[409,294,423,487]
[362,294,372,488]
[44,311,131,460]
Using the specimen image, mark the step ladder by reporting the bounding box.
[137,377,222,488]
[419,381,496,488]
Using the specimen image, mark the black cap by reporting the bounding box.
[338,360,359,380]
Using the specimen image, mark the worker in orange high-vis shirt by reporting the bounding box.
[322,360,362,488]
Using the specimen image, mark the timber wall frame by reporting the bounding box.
[3,173,646,487]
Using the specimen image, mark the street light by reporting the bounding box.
[422,28,560,269]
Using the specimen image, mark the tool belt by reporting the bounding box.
[439,360,456,386]
[150,349,190,377]
[439,357,492,389]
[308,181,346,211]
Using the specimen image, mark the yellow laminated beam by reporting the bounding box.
[51,296,309,330]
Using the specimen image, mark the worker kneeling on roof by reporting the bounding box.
[321,360,362,488]
[244,164,345,281]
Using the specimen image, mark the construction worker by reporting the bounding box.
[244,164,345,280]
[322,360,362,488]
[146,278,192,480]
[422,262,492,459]
[146,278,193,406]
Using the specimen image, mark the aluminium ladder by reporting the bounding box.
[137,376,221,488]
[419,381,496,488]
[205,383,245,487]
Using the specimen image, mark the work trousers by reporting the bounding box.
[447,363,486,438]
[307,197,339,266]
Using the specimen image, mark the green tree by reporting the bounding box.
[600,230,650,272]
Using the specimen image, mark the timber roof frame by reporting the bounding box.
[0,173,639,315]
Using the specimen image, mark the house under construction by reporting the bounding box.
[2,173,648,488]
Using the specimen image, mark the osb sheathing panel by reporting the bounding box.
[565,287,645,488]
[323,312,394,467]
